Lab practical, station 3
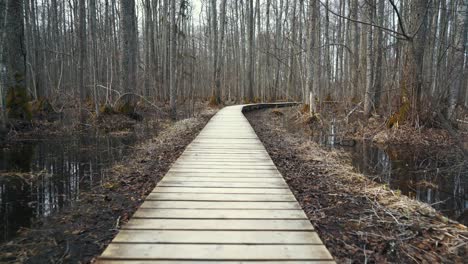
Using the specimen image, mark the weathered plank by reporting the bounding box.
[146,193,296,201]
[111,230,323,244]
[100,244,333,260]
[158,182,289,188]
[122,219,314,230]
[160,177,285,183]
[99,261,336,264]
[153,187,291,194]
[132,209,307,219]
[140,201,302,209]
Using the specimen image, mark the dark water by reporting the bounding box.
[348,143,467,222]
[315,123,467,224]
[279,109,467,224]
[0,132,149,242]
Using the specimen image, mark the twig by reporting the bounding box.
[114,93,168,116]
[114,216,121,229]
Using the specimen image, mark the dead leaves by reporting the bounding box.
[246,109,468,263]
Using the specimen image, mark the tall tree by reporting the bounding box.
[120,0,138,110]
[373,0,385,109]
[410,0,429,115]
[4,0,26,120]
[364,0,375,116]
[90,0,99,115]
[211,0,220,104]
[247,0,254,101]
[78,0,87,114]
[464,0,468,107]
[169,0,177,118]
[350,0,360,101]
[308,0,320,113]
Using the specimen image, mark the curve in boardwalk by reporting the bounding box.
[98,105,335,263]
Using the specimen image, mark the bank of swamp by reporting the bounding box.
[245,107,467,263]
[0,102,217,263]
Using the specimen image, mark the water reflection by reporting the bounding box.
[278,110,467,224]
[0,133,142,242]
[349,142,466,224]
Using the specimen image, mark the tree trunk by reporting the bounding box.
[90,0,99,116]
[308,0,320,113]
[247,0,254,101]
[120,0,138,111]
[463,0,468,107]
[351,0,360,101]
[410,0,428,117]
[5,0,26,121]
[373,0,385,110]
[169,0,177,118]
[78,0,87,119]
[364,0,375,116]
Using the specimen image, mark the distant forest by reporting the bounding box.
[1,0,467,121]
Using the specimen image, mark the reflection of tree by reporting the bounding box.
[0,131,153,241]
[1,143,35,172]
[0,177,33,242]
[350,142,467,221]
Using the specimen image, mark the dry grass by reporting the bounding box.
[246,109,468,263]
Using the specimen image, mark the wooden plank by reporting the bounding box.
[123,219,314,231]
[111,230,322,244]
[99,261,336,264]
[99,244,333,260]
[163,173,282,178]
[132,209,307,219]
[147,193,296,201]
[153,187,291,194]
[160,177,285,183]
[179,153,270,157]
[167,170,279,174]
[174,160,274,164]
[170,165,277,170]
[140,201,301,209]
[158,182,288,188]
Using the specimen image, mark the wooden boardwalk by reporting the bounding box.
[98,105,335,263]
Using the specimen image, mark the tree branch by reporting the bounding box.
[319,0,410,41]
[387,0,410,40]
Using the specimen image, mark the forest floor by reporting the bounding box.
[0,103,218,263]
[246,108,467,264]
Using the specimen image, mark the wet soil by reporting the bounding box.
[0,108,216,264]
[246,108,467,264]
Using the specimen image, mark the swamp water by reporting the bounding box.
[0,130,154,243]
[282,112,467,224]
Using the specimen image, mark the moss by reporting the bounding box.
[388,75,410,129]
[30,98,54,115]
[271,109,284,116]
[6,80,32,120]
[99,104,116,115]
[115,101,135,115]
[304,113,321,125]
[300,104,310,114]
[208,95,220,107]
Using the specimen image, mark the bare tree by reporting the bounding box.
[4,0,26,120]
[119,0,138,111]
[247,0,255,101]
[169,0,177,118]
